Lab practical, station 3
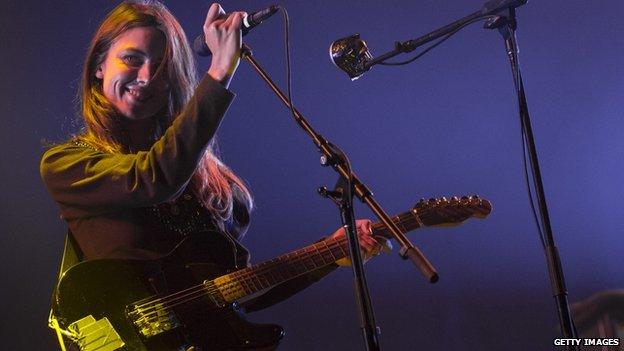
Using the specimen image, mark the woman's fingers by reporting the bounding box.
[204,4,245,85]
[204,3,224,29]
[355,219,378,254]
[218,11,244,31]
[328,219,391,266]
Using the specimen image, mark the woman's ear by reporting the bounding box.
[95,66,104,79]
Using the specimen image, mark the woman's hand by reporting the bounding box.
[204,3,246,87]
[327,219,392,266]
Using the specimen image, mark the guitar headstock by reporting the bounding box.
[413,195,492,227]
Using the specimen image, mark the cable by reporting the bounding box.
[375,13,548,248]
[507,30,547,247]
[521,102,547,247]
[281,7,298,124]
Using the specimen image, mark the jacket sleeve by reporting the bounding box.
[40,74,235,220]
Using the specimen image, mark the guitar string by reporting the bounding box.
[132,235,348,313]
[132,234,351,311]
[132,212,418,322]
[135,204,484,326]
[131,202,484,323]
[141,245,344,321]
[133,236,352,323]
[131,202,464,315]
[138,237,347,314]
[131,208,439,319]
[130,209,404,313]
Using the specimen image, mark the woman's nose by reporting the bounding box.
[136,63,154,85]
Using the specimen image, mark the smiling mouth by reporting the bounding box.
[125,87,152,102]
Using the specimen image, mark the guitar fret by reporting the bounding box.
[402,218,418,232]
[238,279,253,293]
[293,261,306,275]
[260,274,270,288]
[288,259,299,275]
[267,270,278,285]
[278,266,290,281]
[337,240,348,257]
[238,276,250,295]
[253,274,263,290]
[325,251,335,263]
[245,277,255,295]
[253,275,264,290]
[311,260,321,269]
[312,247,326,266]
[240,275,250,293]
[302,256,312,271]
[298,254,309,269]
[316,241,336,264]
[323,241,339,261]
[334,242,344,260]
[396,213,412,233]
[325,240,342,260]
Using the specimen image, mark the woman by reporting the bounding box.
[41,1,382,349]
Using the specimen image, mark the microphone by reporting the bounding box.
[193,5,280,57]
[329,34,373,80]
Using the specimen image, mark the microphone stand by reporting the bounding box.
[484,9,579,350]
[240,44,439,351]
[335,0,578,348]
[319,146,381,351]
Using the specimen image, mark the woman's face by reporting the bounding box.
[96,26,169,120]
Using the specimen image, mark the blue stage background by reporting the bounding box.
[2,0,623,349]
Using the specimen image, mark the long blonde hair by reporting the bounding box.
[76,0,252,229]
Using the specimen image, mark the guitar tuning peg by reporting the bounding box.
[414,198,425,209]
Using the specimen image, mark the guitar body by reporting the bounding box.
[55,236,284,351]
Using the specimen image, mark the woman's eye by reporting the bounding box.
[122,56,143,66]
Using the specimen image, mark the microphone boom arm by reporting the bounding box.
[241,44,439,283]
[332,0,528,78]
[364,10,483,70]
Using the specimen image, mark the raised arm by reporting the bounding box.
[40,74,234,219]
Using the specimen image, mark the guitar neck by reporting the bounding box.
[211,209,423,303]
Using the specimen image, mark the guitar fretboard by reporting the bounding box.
[209,196,490,303]
[212,210,423,303]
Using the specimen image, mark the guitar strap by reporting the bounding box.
[49,230,84,351]
[58,230,83,277]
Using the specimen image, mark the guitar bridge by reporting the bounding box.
[127,300,181,338]
[67,315,125,351]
